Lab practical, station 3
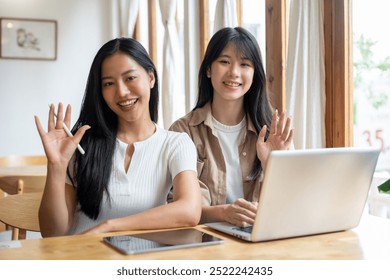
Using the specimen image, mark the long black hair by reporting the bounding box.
[69,37,159,219]
[195,27,273,179]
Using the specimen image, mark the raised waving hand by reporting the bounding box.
[34,103,90,166]
[256,110,294,170]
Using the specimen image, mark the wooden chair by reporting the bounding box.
[0,175,46,195]
[0,175,46,239]
[0,193,42,240]
[0,154,47,198]
[0,155,47,193]
[0,155,47,167]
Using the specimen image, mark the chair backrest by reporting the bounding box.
[0,192,42,240]
[0,155,47,167]
[0,175,46,194]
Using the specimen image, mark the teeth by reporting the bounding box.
[119,99,137,106]
[224,81,241,87]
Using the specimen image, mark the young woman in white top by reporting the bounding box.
[35,38,201,237]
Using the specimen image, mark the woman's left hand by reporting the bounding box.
[256,110,294,169]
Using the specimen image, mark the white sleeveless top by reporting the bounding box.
[67,125,197,234]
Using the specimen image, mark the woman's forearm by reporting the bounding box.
[200,205,227,224]
[85,198,201,235]
[39,164,75,237]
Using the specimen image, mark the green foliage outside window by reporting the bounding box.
[354,35,390,114]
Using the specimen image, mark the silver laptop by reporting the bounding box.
[206,147,380,242]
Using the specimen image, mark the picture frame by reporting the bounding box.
[0,17,57,60]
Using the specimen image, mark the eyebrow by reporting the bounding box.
[218,54,252,61]
[101,69,137,80]
[218,54,231,59]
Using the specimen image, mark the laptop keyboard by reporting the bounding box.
[233,225,253,233]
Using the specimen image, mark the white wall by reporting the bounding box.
[0,0,112,156]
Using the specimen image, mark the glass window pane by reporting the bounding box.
[353,0,390,173]
[241,0,266,63]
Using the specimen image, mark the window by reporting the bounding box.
[241,0,266,65]
[353,0,390,174]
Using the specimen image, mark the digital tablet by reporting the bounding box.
[103,228,224,255]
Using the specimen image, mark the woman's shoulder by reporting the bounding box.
[170,106,210,133]
[155,128,196,157]
[169,111,195,132]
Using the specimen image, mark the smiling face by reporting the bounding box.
[208,43,254,105]
[101,52,155,127]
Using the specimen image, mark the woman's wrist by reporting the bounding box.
[101,219,115,233]
[47,161,68,175]
[220,204,230,222]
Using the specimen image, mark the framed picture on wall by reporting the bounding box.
[0,17,57,60]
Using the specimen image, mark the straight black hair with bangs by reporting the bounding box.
[69,37,159,220]
[195,27,273,179]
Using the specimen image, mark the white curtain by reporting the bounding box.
[213,0,238,34]
[286,0,326,149]
[159,0,183,128]
[110,0,140,38]
[183,0,200,113]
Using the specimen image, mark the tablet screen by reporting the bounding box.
[103,228,223,255]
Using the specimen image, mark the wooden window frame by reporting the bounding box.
[265,0,287,111]
[148,0,158,64]
[324,0,353,147]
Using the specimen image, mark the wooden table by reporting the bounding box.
[0,214,389,260]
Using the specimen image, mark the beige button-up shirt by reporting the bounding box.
[169,102,262,206]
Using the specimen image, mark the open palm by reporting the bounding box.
[256,110,294,169]
[35,103,90,166]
